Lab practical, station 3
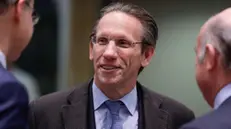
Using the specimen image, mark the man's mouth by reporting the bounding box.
[100,65,121,71]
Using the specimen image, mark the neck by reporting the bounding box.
[209,72,231,107]
[94,77,137,100]
[0,25,11,60]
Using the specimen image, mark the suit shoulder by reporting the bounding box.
[30,83,87,111]
[30,88,74,109]
[0,77,27,100]
[29,83,88,128]
[161,94,193,113]
[142,86,195,128]
[180,116,206,129]
[181,108,231,129]
[0,68,18,84]
[180,114,212,129]
[143,86,193,112]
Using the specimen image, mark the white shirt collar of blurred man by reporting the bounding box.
[0,50,6,69]
[214,83,231,109]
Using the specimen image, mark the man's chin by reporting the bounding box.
[99,76,121,85]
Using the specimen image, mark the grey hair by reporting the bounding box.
[199,17,231,69]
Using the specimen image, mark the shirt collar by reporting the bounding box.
[92,81,138,116]
[120,86,137,115]
[0,51,6,69]
[92,82,109,111]
[214,83,231,109]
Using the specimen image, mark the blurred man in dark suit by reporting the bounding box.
[0,0,39,128]
[180,7,231,129]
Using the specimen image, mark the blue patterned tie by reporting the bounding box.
[105,100,123,129]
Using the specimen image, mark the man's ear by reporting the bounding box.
[204,44,217,70]
[141,46,154,67]
[89,42,93,60]
[13,0,25,23]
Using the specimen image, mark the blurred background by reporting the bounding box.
[14,0,230,117]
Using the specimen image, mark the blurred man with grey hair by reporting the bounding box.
[0,0,39,128]
[180,8,231,129]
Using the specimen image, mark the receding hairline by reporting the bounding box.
[201,8,231,35]
[198,7,231,69]
[96,11,144,34]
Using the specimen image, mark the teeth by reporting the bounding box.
[102,66,116,70]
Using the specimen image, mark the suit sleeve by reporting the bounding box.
[180,125,201,129]
[162,98,195,129]
[0,82,29,129]
[179,118,204,129]
[174,109,195,129]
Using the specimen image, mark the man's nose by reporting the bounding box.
[102,41,118,60]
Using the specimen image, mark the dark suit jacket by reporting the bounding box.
[29,79,194,129]
[0,64,29,129]
[180,96,231,129]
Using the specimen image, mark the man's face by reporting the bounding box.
[90,12,154,87]
[10,0,34,61]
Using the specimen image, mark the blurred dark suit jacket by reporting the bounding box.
[0,64,29,129]
[180,96,231,129]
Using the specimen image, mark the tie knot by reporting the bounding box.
[105,100,123,114]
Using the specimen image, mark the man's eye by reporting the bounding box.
[117,39,131,48]
[97,37,108,45]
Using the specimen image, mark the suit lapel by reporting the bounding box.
[61,101,87,129]
[138,84,169,129]
[143,99,169,129]
[61,80,93,129]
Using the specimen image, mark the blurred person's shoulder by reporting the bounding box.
[0,65,26,92]
[0,66,28,106]
[28,81,90,128]
[29,81,89,110]
[0,66,18,84]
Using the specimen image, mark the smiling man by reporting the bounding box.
[29,2,194,129]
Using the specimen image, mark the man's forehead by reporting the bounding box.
[96,11,143,39]
[98,11,141,27]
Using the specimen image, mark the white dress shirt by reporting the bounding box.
[0,51,6,69]
[214,83,231,109]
